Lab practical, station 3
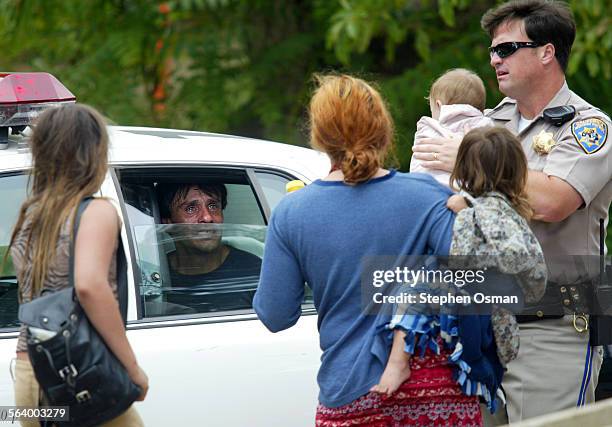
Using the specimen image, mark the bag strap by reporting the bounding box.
[69,197,128,326]
[68,197,94,291]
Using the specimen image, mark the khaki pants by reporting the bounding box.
[13,358,144,427]
[481,316,603,425]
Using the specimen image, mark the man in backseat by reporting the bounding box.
[158,183,261,313]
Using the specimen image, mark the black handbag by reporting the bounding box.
[18,198,141,427]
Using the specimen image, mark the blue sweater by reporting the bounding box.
[253,170,455,408]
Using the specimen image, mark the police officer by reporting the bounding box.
[412,0,611,423]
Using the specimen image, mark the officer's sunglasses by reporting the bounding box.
[488,41,541,58]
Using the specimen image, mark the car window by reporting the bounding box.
[0,173,28,330]
[254,170,314,306]
[253,171,291,212]
[118,168,307,319]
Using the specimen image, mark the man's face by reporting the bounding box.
[490,19,543,98]
[167,186,224,253]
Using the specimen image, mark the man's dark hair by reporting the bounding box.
[481,0,575,71]
[158,183,228,219]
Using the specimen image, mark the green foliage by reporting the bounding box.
[0,0,608,152]
[0,0,609,245]
[327,0,411,64]
[326,0,474,65]
[569,0,611,79]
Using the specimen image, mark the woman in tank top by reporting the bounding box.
[8,104,148,427]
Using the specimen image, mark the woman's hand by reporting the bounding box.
[129,365,150,401]
[411,134,462,173]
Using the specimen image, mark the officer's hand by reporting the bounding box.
[412,134,462,172]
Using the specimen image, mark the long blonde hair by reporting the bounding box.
[309,74,394,184]
[7,104,109,298]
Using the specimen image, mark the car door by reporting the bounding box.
[111,165,321,427]
[0,171,123,406]
[0,172,30,405]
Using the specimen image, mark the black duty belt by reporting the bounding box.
[516,282,589,332]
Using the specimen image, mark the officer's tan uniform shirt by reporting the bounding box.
[487,82,612,282]
[480,82,610,424]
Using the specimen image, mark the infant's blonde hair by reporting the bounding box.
[429,68,486,112]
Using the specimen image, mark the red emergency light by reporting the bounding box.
[0,72,76,147]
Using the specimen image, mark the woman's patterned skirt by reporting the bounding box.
[315,349,482,427]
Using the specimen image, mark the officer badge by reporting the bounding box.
[532,130,556,155]
[572,118,608,154]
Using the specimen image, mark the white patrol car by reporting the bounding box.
[0,73,329,426]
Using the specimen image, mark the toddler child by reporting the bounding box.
[410,68,494,187]
[373,127,547,412]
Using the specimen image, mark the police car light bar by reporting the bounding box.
[0,72,76,147]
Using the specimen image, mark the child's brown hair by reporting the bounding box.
[450,126,533,219]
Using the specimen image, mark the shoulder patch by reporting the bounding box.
[572,118,608,154]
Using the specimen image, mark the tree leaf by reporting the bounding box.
[347,18,358,40]
[586,51,600,76]
[567,49,583,76]
[415,28,431,61]
[438,0,455,27]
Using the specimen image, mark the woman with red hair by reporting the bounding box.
[254,75,486,426]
